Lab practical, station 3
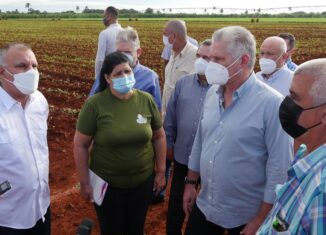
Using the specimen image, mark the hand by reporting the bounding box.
[183,184,197,217]
[167,148,174,161]
[240,217,264,235]
[153,172,166,196]
[80,183,93,202]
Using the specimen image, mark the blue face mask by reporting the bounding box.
[112,74,136,94]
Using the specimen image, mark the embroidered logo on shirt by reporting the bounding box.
[136,114,147,124]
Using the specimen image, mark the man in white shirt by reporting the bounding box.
[161,35,198,66]
[256,36,293,96]
[0,43,50,235]
[162,19,198,118]
[95,6,122,79]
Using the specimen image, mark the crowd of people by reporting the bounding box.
[1,5,326,235]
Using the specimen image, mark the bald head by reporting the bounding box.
[164,19,187,39]
[294,58,326,106]
[261,36,287,55]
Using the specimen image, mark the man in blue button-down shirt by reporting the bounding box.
[278,32,298,72]
[89,27,162,110]
[164,39,211,235]
[183,26,293,235]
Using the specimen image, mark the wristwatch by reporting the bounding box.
[184,176,197,185]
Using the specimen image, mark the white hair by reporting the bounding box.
[116,26,140,51]
[295,58,326,106]
[212,26,256,71]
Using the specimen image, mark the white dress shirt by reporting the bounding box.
[95,23,122,78]
[256,65,293,96]
[162,42,197,119]
[0,87,50,229]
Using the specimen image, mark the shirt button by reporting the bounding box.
[208,196,212,200]
[219,121,223,125]
[209,160,213,164]
[208,179,212,183]
[194,122,197,125]
[192,134,195,137]
[214,140,217,144]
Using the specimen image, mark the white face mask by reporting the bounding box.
[5,68,40,95]
[205,56,242,85]
[194,58,209,75]
[122,52,136,67]
[163,35,173,48]
[259,54,283,75]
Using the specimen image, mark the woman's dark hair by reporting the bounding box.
[98,52,130,92]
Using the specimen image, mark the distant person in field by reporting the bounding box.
[257,58,326,235]
[256,36,293,96]
[278,32,298,71]
[0,43,51,235]
[182,26,293,235]
[94,6,122,80]
[161,20,198,66]
[74,52,166,235]
[164,39,212,235]
[89,26,162,110]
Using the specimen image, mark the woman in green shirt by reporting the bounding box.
[74,52,166,235]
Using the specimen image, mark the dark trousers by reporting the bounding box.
[0,207,51,235]
[166,160,188,235]
[94,174,154,235]
[185,203,246,235]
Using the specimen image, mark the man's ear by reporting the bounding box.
[0,66,5,78]
[241,54,250,67]
[136,48,142,58]
[321,108,326,125]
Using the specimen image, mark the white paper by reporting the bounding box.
[89,169,109,206]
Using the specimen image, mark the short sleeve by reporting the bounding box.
[148,94,162,131]
[76,99,97,137]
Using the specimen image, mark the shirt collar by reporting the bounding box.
[195,74,210,87]
[215,72,255,100]
[133,62,141,74]
[261,65,288,81]
[288,144,326,180]
[0,86,17,111]
[172,42,191,59]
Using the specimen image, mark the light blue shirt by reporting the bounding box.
[286,58,298,72]
[89,63,162,110]
[188,73,293,228]
[256,65,293,96]
[164,73,210,165]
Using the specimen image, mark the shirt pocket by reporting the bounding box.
[0,129,19,144]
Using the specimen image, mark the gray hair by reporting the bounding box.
[212,26,256,71]
[0,43,31,66]
[294,58,326,106]
[199,39,212,47]
[165,19,187,38]
[116,26,140,52]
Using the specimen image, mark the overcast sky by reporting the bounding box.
[0,0,324,13]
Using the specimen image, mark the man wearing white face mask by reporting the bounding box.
[183,27,292,235]
[256,36,293,96]
[162,19,197,119]
[90,27,161,110]
[0,43,51,234]
[164,39,211,235]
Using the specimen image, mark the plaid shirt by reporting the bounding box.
[257,144,326,235]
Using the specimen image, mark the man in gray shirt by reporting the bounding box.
[183,26,293,235]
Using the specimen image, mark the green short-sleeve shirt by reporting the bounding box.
[77,89,162,188]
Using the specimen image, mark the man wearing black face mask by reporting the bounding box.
[257,58,326,235]
[94,6,122,80]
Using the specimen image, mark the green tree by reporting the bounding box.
[145,8,154,14]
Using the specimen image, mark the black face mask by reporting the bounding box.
[279,96,323,138]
